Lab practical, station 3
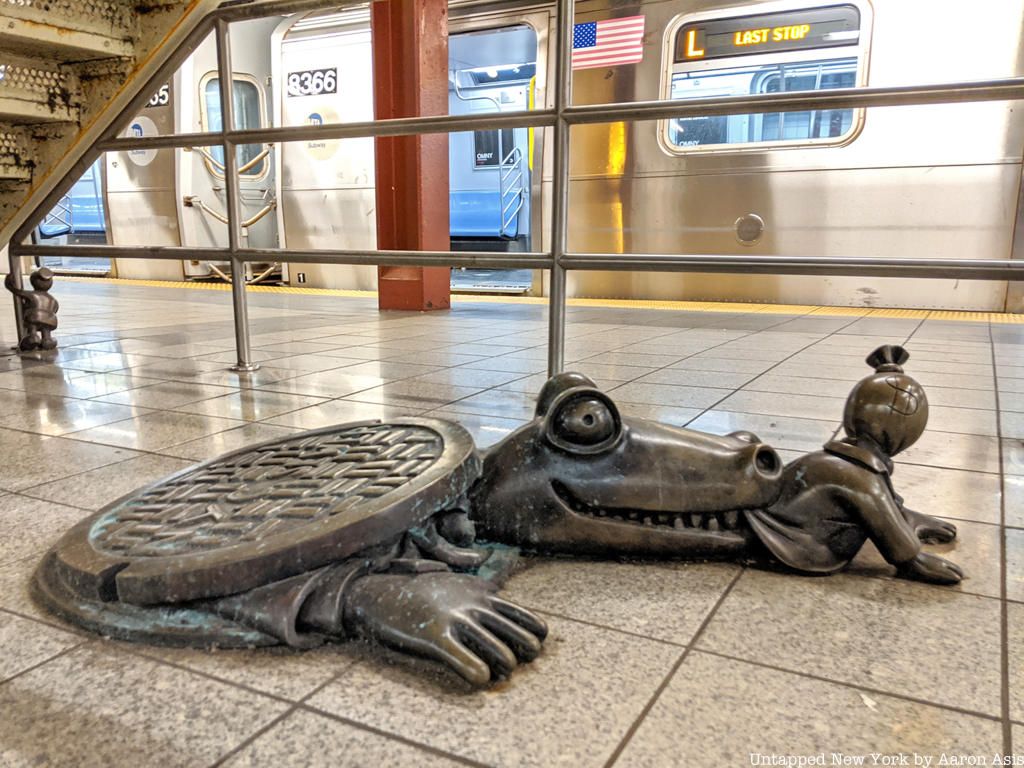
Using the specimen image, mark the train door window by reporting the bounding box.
[200,75,267,177]
[661,2,870,153]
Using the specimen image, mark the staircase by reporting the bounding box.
[0,0,216,248]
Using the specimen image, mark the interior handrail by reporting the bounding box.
[191,145,271,175]
[207,260,280,284]
[498,144,524,235]
[183,196,276,228]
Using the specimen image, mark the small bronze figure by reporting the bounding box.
[5,268,59,351]
[33,344,962,688]
[743,345,961,583]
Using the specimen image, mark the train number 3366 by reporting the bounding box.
[286,69,338,97]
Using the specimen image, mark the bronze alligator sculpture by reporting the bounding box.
[34,344,961,687]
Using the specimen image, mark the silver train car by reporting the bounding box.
[43,0,1024,310]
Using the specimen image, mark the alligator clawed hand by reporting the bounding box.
[34,344,962,688]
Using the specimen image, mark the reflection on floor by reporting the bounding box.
[0,279,1022,767]
[450,267,533,294]
[34,255,112,274]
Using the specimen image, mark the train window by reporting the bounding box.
[201,76,267,177]
[661,2,870,153]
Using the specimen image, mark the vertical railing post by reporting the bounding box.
[216,18,259,372]
[546,0,573,377]
[6,245,25,347]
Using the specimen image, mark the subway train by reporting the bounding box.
[32,0,1024,310]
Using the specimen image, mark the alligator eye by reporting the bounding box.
[547,393,621,453]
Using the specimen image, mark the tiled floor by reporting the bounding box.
[0,279,1022,767]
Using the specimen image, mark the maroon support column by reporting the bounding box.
[371,0,451,311]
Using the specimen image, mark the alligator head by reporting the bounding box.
[470,373,785,558]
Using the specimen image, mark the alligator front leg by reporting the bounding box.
[340,568,548,687]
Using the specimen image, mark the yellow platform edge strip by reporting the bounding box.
[60,276,1024,324]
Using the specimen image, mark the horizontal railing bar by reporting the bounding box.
[216,0,368,22]
[561,253,1024,281]
[15,244,553,270]
[251,248,551,269]
[17,243,1023,280]
[564,78,1024,125]
[96,78,1024,153]
[98,110,558,152]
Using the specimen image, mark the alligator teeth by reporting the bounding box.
[723,511,739,529]
[688,514,701,528]
[673,517,685,530]
[706,515,721,532]
[643,517,653,526]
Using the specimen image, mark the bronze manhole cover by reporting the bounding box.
[48,418,479,605]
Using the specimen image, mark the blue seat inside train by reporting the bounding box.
[449,190,518,239]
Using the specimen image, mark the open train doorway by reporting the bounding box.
[33,159,111,275]
[448,24,537,294]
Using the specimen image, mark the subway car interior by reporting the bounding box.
[1,0,1024,765]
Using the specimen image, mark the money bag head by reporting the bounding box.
[842,345,928,457]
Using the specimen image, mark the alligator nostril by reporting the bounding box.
[754,445,781,475]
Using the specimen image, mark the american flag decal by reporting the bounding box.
[572,16,646,70]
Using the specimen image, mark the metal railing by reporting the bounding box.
[8,0,1024,377]
[500,145,525,237]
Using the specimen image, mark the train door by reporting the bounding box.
[272,8,377,290]
[447,16,544,293]
[104,80,180,279]
[177,18,281,282]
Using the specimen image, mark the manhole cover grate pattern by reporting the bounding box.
[91,424,443,558]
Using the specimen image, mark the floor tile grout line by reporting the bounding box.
[0,439,260,497]
[589,307,833,425]
[206,667,350,768]
[341,317,718,417]
[0,601,104,639]
[56,631,486,768]
[507,563,1013,727]
[523,607,689,649]
[693,647,1005,724]
[512,558,1008,640]
[0,635,91,688]
[602,567,747,768]
[988,319,1014,758]
[1,445,195,502]
[675,311,867,429]
[107,643,318,708]
[295,701,492,768]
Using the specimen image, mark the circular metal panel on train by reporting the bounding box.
[734,214,765,245]
[47,418,480,605]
